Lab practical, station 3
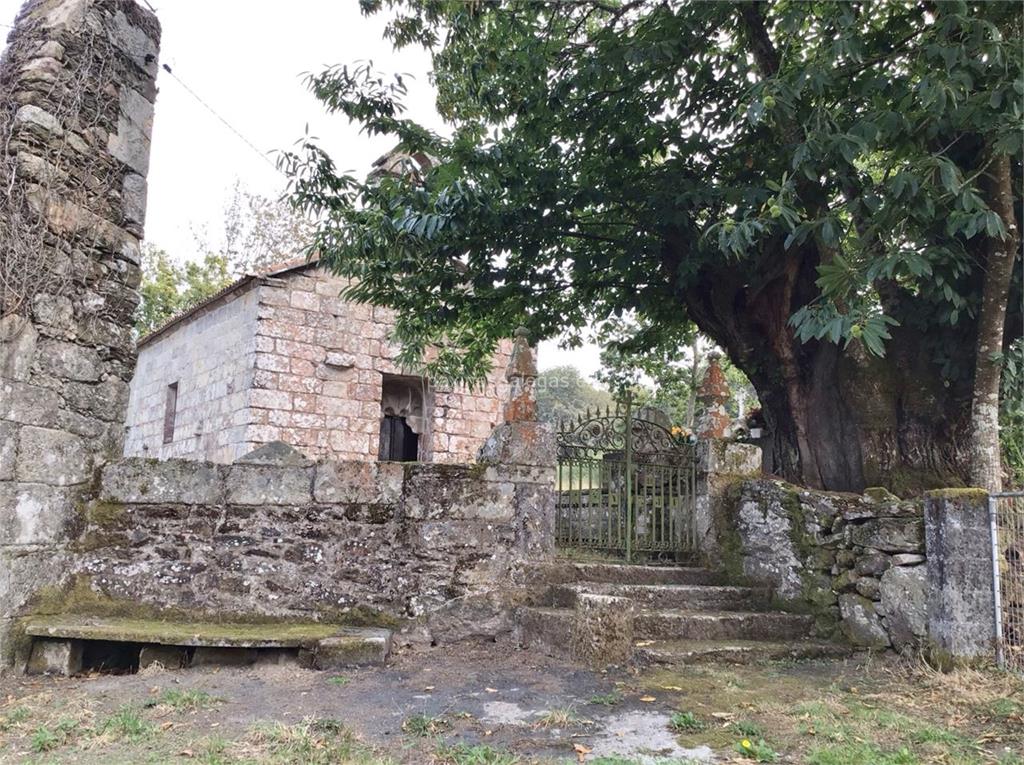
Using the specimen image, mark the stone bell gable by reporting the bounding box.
[123,261,512,464]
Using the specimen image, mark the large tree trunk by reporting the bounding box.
[970,153,1021,492]
[682,241,975,496]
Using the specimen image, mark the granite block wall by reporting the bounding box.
[124,285,260,463]
[248,267,513,463]
[123,264,513,465]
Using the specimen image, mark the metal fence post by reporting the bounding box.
[990,494,1005,669]
[624,393,633,564]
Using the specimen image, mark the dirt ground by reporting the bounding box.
[0,643,1021,765]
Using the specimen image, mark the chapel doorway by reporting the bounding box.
[378,374,429,462]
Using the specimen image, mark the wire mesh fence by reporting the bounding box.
[991,493,1024,674]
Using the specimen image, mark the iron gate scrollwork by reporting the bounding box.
[556,398,697,562]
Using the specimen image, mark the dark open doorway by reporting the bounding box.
[378,374,430,462]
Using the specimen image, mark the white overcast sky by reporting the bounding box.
[0,0,602,378]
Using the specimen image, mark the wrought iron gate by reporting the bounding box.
[991,493,1024,673]
[555,398,697,562]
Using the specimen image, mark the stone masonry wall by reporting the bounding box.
[60,446,555,644]
[247,266,512,463]
[716,479,927,651]
[124,285,260,463]
[0,0,160,666]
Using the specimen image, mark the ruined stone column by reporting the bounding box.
[0,0,161,668]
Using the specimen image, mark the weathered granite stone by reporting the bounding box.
[424,591,516,644]
[734,484,805,600]
[839,593,890,648]
[314,629,392,668]
[855,576,881,601]
[139,645,187,670]
[314,460,404,505]
[0,315,37,382]
[719,479,927,649]
[0,421,15,482]
[833,569,860,593]
[892,553,925,567]
[0,484,78,546]
[924,490,996,661]
[236,441,313,467]
[0,381,62,427]
[855,553,892,577]
[100,459,223,505]
[402,465,516,522]
[478,421,557,468]
[849,518,924,553]
[34,340,102,382]
[15,426,91,486]
[570,594,635,668]
[1,0,162,670]
[879,565,927,651]
[26,639,83,676]
[224,464,314,505]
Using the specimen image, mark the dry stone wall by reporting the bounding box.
[715,479,927,651]
[0,0,160,666]
[62,444,555,645]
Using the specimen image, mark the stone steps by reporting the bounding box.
[517,560,837,666]
[520,606,814,645]
[522,561,727,586]
[635,609,816,642]
[545,582,765,611]
[635,638,853,665]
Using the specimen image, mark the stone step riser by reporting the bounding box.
[545,584,764,611]
[517,608,574,660]
[636,641,853,666]
[634,612,814,642]
[523,562,726,587]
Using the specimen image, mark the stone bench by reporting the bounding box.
[23,615,392,675]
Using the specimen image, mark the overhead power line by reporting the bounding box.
[160,62,284,175]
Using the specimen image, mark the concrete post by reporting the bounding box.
[924,489,997,663]
[0,0,161,668]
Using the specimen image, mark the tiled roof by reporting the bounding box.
[136,254,320,349]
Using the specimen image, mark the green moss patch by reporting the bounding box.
[24,615,360,648]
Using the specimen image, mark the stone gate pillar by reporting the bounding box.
[692,353,761,565]
[0,0,161,668]
[478,327,557,557]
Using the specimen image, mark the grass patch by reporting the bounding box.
[434,743,520,765]
[534,705,582,728]
[733,720,765,737]
[151,687,219,710]
[401,712,450,737]
[99,704,155,742]
[589,690,624,706]
[328,675,351,687]
[642,656,1023,764]
[806,743,918,765]
[735,737,779,763]
[246,718,385,764]
[668,710,705,733]
[30,720,80,753]
[0,706,30,731]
